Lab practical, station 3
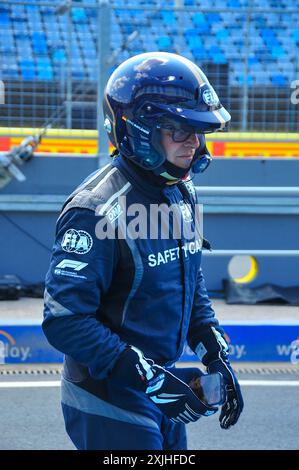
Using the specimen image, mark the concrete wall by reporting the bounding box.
[0,156,298,289]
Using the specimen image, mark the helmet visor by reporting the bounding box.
[155,103,231,133]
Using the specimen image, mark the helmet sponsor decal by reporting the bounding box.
[202,86,219,106]
[104,117,112,133]
[122,116,150,135]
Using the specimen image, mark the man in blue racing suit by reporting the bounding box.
[43,52,243,450]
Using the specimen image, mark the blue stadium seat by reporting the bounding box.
[122,24,135,34]
[37,66,53,80]
[37,55,51,66]
[72,69,87,80]
[161,10,176,25]
[192,48,208,61]
[209,49,227,64]
[271,46,285,58]
[0,8,10,25]
[207,13,221,24]
[292,29,299,42]
[216,29,229,40]
[248,56,259,65]
[157,36,172,50]
[187,36,203,49]
[32,32,48,54]
[185,28,200,38]
[228,0,241,7]
[193,12,206,26]
[20,61,36,80]
[72,8,88,23]
[10,5,26,20]
[237,74,254,85]
[2,66,19,79]
[192,17,210,34]
[271,74,287,86]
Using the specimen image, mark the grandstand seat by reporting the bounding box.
[271,74,287,86]
[216,29,229,40]
[72,68,87,79]
[161,10,176,25]
[193,12,206,26]
[248,56,259,65]
[211,54,227,64]
[192,23,210,34]
[292,29,299,42]
[2,66,19,79]
[122,24,135,34]
[271,46,285,58]
[36,53,51,64]
[32,32,48,54]
[0,8,10,25]
[157,36,172,50]
[52,48,66,62]
[228,0,241,7]
[187,36,203,49]
[21,64,36,80]
[72,8,88,23]
[207,13,222,24]
[192,48,208,61]
[37,66,53,80]
[237,74,254,85]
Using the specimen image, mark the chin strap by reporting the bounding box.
[154,159,191,184]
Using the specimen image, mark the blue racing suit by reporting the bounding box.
[42,154,220,450]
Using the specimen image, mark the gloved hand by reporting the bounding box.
[207,358,243,429]
[110,346,218,424]
[193,326,244,429]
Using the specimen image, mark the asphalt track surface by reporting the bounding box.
[0,365,298,450]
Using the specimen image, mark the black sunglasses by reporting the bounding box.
[159,124,200,143]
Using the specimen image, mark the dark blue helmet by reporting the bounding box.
[103,52,230,178]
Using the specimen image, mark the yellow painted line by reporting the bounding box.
[0,128,97,137]
[1,128,299,141]
[206,132,299,141]
[10,137,97,145]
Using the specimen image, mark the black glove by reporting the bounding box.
[207,358,243,429]
[110,346,218,424]
[194,326,244,429]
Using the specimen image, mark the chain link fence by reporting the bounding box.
[0,0,298,132]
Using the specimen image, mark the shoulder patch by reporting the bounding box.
[179,179,197,205]
[61,229,93,254]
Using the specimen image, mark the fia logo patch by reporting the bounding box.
[61,229,93,254]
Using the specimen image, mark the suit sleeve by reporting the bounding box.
[42,207,127,380]
[187,267,223,353]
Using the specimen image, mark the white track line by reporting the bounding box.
[0,381,60,388]
[239,380,299,386]
[0,380,298,388]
